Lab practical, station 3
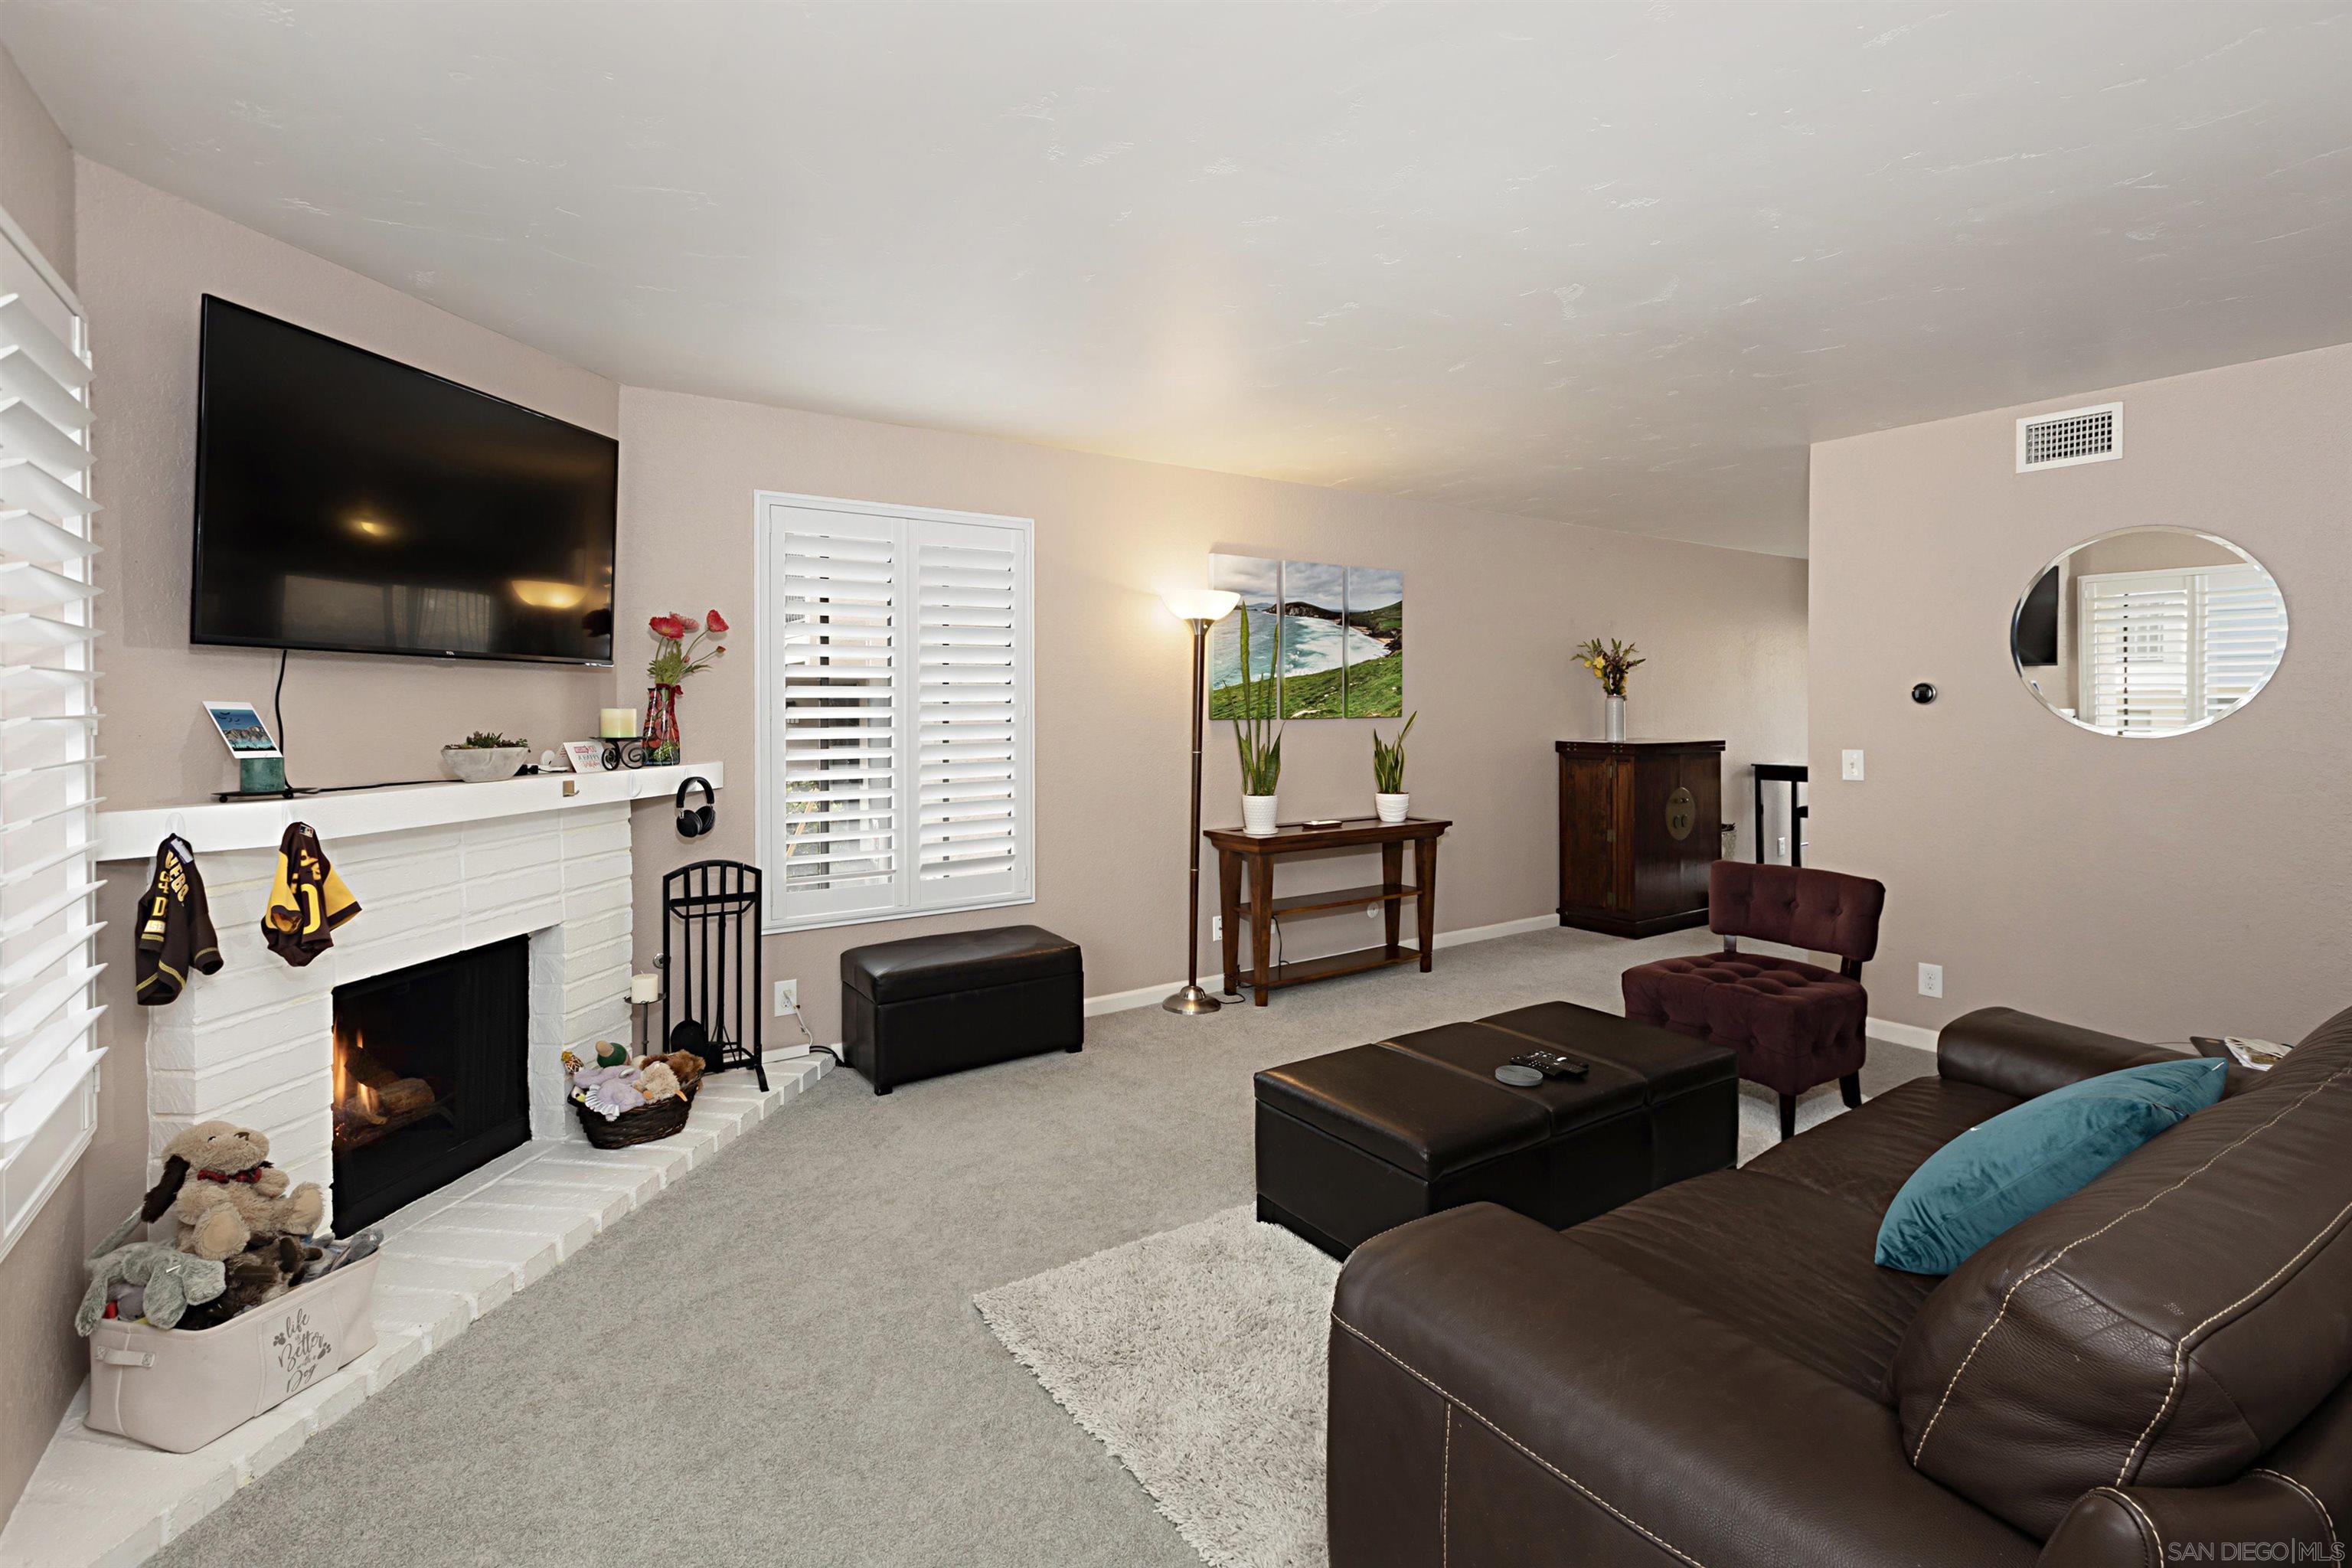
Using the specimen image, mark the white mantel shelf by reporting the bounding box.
[96,762,724,862]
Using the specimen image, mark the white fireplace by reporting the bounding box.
[101,765,720,1230]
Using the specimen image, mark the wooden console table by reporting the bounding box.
[1204,817,1450,1006]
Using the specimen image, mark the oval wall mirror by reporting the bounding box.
[2011,526,2287,737]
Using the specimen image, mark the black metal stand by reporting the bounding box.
[659,859,766,1091]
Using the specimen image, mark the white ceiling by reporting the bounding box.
[11,2,2352,557]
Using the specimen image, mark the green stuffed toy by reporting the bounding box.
[75,1208,227,1334]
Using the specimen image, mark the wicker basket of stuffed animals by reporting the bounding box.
[566,1048,704,1149]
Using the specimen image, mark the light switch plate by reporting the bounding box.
[1841,749,1866,782]
[1918,962,1943,998]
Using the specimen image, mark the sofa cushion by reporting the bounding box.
[1622,950,1867,1096]
[1745,1075,2019,1217]
[1568,1168,1943,1400]
[1876,1058,2229,1276]
[1892,1008,2352,1539]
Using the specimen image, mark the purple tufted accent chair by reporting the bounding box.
[1621,861,1887,1140]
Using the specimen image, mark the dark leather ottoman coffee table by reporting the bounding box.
[1253,1000,1737,1257]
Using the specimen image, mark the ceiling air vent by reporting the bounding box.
[2016,401,2122,472]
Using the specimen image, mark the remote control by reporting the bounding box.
[1511,1050,1590,1081]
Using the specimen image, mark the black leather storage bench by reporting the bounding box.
[840,925,1083,1095]
[1253,1000,1736,1256]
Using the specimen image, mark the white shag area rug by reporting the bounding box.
[974,1071,1915,1566]
[975,1205,1340,1568]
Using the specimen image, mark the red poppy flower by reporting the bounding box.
[648,614,690,640]
[706,609,730,635]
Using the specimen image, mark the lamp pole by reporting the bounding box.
[1161,590,1239,1014]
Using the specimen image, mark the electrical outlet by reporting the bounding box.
[774,978,799,1014]
[1211,915,1222,942]
[1841,749,1866,782]
[1918,962,1943,999]
[1368,905,1380,918]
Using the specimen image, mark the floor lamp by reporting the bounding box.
[1161,588,1241,1014]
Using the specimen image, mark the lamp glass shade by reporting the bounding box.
[1162,588,1240,624]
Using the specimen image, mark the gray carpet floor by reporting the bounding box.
[150,924,1934,1568]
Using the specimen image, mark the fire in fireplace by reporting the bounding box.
[330,935,531,1231]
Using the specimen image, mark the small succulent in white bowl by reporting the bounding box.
[442,730,529,784]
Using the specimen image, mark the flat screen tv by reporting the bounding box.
[191,296,617,665]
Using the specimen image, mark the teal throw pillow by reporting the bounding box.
[1875,1057,2228,1276]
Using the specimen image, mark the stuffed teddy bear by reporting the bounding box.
[142,1122,325,1262]
[175,1235,314,1331]
[75,1209,227,1334]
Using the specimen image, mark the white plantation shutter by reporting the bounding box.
[2198,565,2288,720]
[913,522,1024,908]
[758,496,1032,931]
[2079,564,2287,734]
[2081,573,2191,733]
[0,220,105,1260]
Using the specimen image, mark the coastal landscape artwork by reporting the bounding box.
[1205,554,1404,720]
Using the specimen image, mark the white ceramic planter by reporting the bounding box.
[1374,792,1410,825]
[1605,694,1628,743]
[1241,794,1280,836]
[441,745,529,783]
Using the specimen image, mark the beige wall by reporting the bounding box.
[77,158,623,808]
[1809,343,2351,1044]
[0,44,74,288]
[618,386,1808,1046]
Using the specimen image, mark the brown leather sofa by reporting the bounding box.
[1328,1003,2352,1566]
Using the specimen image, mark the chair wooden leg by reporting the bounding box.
[1840,1072,1862,1109]
[1779,1094,1797,1142]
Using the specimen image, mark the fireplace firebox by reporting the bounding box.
[331,935,531,1231]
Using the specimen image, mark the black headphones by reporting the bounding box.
[675,776,716,838]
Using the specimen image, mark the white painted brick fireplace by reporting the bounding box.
[0,762,843,1568]
[109,769,699,1225]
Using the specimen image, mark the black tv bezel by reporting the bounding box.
[189,295,619,668]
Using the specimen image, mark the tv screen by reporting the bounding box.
[191,296,617,665]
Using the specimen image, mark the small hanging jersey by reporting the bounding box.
[136,841,223,1005]
[263,823,360,968]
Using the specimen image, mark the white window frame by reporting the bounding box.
[753,492,1035,935]
[0,204,106,1263]
[2074,561,2284,737]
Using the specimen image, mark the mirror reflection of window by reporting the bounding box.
[2011,528,2286,738]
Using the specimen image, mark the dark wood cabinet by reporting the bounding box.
[1555,740,1724,937]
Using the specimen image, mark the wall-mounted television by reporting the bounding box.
[191,296,617,665]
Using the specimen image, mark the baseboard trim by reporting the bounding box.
[1869,1016,1939,1053]
[1084,912,1561,1018]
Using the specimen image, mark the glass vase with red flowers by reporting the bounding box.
[643,610,728,766]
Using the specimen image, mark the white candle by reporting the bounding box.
[599,707,637,739]
[629,973,661,1004]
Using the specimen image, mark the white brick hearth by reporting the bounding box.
[0,764,838,1568]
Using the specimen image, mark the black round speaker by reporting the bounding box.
[1911,682,1939,705]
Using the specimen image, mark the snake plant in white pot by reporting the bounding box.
[1232,606,1284,835]
[1371,712,1416,824]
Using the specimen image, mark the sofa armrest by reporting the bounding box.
[2038,1475,2337,1566]
[1329,1203,2040,1568]
[1936,1007,2187,1101]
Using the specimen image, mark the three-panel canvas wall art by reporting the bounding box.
[1205,554,1405,720]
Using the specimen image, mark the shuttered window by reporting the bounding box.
[2079,564,2286,733]
[756,495,1032,932]
[0,217,105,1261]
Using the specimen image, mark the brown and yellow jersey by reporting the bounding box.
[262,823,360,968]
[136,841,222,1005]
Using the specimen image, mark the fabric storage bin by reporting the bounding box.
[841,925,1083,1094]
[83,1254,380,1453]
